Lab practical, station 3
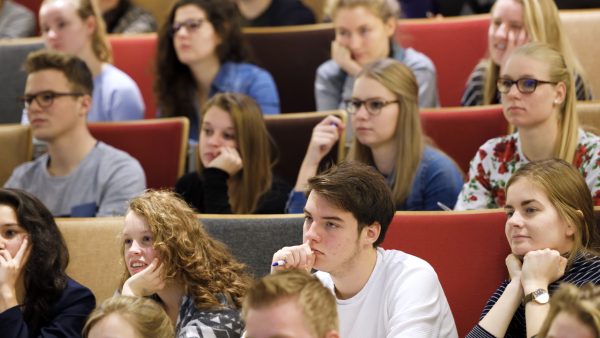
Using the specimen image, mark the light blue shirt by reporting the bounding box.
[89,64,145,122]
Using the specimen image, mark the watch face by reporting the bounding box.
[534,289,550,304]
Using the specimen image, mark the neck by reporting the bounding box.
[189,56,221,91]
[518,117,560,162]
[238,0,271,19]
[46,127,96,176]
[77,44,104,77]
[156,281,186,325]
[371,141,397,176]
[330,246,378,300]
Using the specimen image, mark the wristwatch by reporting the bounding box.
[523,288,550,305]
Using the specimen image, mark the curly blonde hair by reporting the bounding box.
[120,190,251,309]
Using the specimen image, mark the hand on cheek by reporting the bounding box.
[331,40,362,77]
[0,237,30,311]
[207,146,243,176]
[122,258,166,297]
[520,249,567,293]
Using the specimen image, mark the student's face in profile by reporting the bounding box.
[488,0,525,66]
[40,0,95,57]
[350,76,399,151]
[303,191,378,275]
[24,69,90,142]
[333,6,395,66]
[122,211,159,276]
[199,106,238,167]
[546,311,596,338]
[172,4,222,66]
[500,54,565,130]
[504,178,575,257]
[87,313,140,338]
[244,299,318,338]
[0,205,28,260]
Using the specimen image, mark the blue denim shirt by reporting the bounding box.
[188,61,280,140]
[286,146,464,213]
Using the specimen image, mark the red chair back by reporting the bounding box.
[382,210,510,337]
[88,117,189,189]
[420,105,507,174]
[398,15,490,107]
[109,34,158,119]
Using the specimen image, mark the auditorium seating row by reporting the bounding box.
[55,208,600,337]
[2,10,598,122]
[5,102,600,189]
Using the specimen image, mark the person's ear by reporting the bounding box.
[553,81,566,106]
[78,94,92,117]
[363,222,381,245]
[325,330,341,338]
[384,17,396,38]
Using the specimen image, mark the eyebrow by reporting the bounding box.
[505,199,537,209]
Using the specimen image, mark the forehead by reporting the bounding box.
[306,191,357,222]
[40,0,78,18]
[25,69,72,93]
[492,0,523,20]
[506,178,551,205]
[352,76,394,98]
[334,6,384,27]
[501,54,550,79]
[0,204,18,224]
[202,106,234,127]
[123,211,151,234]
[245,299,313,338]
[174,4,208,21]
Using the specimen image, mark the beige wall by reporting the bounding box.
[133,0,327,28]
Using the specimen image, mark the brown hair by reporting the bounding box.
[197,93,274,213]
[82,296,174,338]
[24,49,93,95]
[482,0,591,104]
[242,270,338,338]
[347,58,424,207]
[506,159,600,265]
[120,190,251,309]
[41,0,112,63]
[538,283,600,338]
[325,0,399,21]
[306,161,395,246]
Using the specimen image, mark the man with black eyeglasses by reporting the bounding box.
[4,49,145,217]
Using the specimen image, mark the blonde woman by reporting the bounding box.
[289,58,462,212]
[466,159,600,338]
[39,0,144,121]
[175,93,291,214]
[83,296,173,338]
[456,43,600,210]
[316,0,439,111]
[120,190,251,337]
[462,0,592,106]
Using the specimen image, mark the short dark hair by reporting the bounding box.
[306,161,395,246]
[0,188,70,331]
[24,49,93,95]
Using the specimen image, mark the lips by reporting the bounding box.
[128,260,148,274]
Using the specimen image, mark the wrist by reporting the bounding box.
[0,285,18,312]
[522,281,549,295]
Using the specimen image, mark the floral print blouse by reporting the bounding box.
[455,130,600,209]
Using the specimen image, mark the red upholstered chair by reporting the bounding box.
[420,105,508,175]
[397,15,490,107]
[264,110,347,186]
[382,210,510,337]
[109,33,158,119]
[88,117,189,189]
[243,24,335,113]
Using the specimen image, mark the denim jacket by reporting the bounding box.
[286,146,463,213]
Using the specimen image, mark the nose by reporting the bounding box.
[304,220,321,243]
[128,240,142,255]
[505,82,521,98]
[493,23,508,40]
[353,103,370,120]
[348,33,361,50]
[506,211,524,228]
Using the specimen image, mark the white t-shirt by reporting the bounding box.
[315,247,458,338]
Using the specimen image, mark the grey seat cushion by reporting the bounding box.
[201,216,304,278]
[0,40,44,124]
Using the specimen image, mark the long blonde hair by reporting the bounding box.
[197,93,274,214]
[347,58,423,206]
[483,0,590,104]
[41,0,112,63]
[120,190,251,309]
[507,42,579,162]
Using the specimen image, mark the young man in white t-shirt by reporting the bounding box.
[272,161,458,338]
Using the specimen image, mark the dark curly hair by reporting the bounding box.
[0,188,69,331]
[155,0,251,122]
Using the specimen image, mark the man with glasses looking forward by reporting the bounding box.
[4,50,145,217]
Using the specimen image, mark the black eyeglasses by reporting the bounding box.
[344,98,399,116]
[171,18,205,35]
[19,91,84,109]
[497,78,557,94]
